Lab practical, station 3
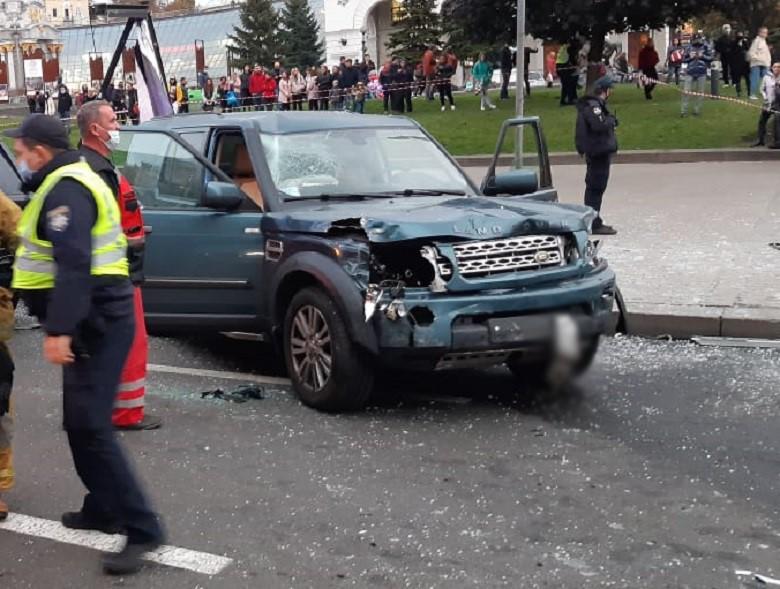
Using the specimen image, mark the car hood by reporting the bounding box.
[262,196,595,242]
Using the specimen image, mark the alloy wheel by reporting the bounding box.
[289,305,332,392]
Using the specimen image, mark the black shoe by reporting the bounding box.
[102,538,164,576]
[592,224,618,236]
[62,511,123,535]
[751,141,765,147]
[115,414,163,431]
[769,144,780,150]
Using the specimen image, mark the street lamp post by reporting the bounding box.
[514,0,525,167]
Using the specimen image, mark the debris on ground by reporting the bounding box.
[200,384,265,403]
[769,242,780,251]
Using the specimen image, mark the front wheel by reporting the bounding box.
[283,287,374,412]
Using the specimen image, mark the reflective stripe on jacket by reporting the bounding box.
[12,161,128,290]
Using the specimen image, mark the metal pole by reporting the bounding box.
[514,0,526,167]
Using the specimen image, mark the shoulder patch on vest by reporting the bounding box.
[592,106,602,115]
[46,205,71,232]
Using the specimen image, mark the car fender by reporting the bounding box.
[271,251,378,355]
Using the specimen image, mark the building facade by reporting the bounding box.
[43,0,90,26]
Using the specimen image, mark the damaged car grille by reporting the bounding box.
[452,235,565,278]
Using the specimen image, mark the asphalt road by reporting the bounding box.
[1,330,779,588]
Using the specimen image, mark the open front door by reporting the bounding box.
[480,116,557,202]
[114,129,265,332]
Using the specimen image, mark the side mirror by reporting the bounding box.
[203,181,244,211]
[482,169,539,197]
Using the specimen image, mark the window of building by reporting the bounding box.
[65,8,70,18]
[390,0,406,25]
[52,7,57,17]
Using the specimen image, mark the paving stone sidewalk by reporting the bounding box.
[465,161,780,338]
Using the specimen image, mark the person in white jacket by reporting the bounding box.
[305,68,319,111]
[748,27,772,100]
[753,62,780,147]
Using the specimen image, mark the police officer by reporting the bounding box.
[4,114,164,575]
[0,188,20,520]
[77,100,161,431]
[575,75,619,236]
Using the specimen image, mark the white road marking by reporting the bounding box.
[148,363,291,386]
[0,513,233,575]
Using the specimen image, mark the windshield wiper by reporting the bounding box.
[284,192,397,202]
[381,189,467,197]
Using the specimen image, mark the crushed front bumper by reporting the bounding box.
[370,264,616,368]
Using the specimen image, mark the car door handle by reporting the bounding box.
[144,225,153,235]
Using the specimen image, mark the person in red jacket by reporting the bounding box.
[248,64,266,110]
[422,45,437,100]
[262,69,277,110]
[77,100,161,430]
[638,39,660,100]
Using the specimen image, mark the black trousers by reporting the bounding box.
[439,82,454,106]
[64,311,163,545]
[642,67,658,99]
[383,91,390,112]
[584,154,612,227]
[758,109,780,145]
[500,70,511,99]
[733,67,750,96]
[721,55,731,84]
[404,90,413,113]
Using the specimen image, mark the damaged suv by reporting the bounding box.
[116,112,616,411]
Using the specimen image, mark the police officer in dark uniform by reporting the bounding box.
[575,75,619,236]
[4,114,164,575]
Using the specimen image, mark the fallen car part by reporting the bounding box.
[200,384,265,403]
[545,314,582,389]
[735,570,780,586]
[769,242,780,251]
[692,337,780,349]
[420,246,449,293]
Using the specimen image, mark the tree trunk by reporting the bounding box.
[586,29,607,90]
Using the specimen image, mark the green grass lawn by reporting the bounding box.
[361,84,760,155]
[1,83,761,156]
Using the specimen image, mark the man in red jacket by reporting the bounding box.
[422,46,437,100]
[77,100,161,430]
[249,64,266,110]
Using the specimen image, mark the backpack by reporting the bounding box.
[670,49,683,64]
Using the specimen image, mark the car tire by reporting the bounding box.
[507,336,601,396]
[283,286,374,412]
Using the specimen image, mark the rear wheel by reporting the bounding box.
[283,287,374,412]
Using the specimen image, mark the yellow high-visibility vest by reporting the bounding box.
[12,160,128,290]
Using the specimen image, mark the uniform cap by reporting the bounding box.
[593,75,615,91]
[3,114,70,150]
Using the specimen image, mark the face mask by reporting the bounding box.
[105,129,121,150]
[17,160,33,182]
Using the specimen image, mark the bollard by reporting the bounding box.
[710,63,720,96]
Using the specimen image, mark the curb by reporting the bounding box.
[614,303,780,340]
[457,148,780,168]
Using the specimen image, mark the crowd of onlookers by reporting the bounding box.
[163,48,462,116]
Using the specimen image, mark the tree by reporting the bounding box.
[715,0,780,35]
[228,0,280,68]
[441,0,710,82]
[385,0,442,62]
[278,0,325,70]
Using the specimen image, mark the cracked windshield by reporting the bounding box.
[260,128,474,199]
